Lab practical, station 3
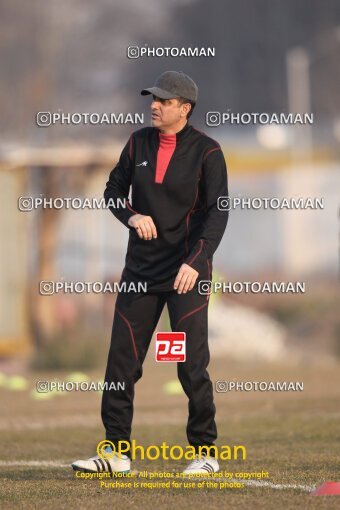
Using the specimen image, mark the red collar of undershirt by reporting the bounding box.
[159,132,176,145]
[157,122,190,143]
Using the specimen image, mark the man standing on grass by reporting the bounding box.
[72,71,229,475]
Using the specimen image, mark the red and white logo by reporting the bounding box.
[155,332,186,362]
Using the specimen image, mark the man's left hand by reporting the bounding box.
[174,264,199,294]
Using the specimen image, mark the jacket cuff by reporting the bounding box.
[105,195,139,229]
[184,239,207,273]
[120,202,139,229]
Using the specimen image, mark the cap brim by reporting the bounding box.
[140,87,179,99]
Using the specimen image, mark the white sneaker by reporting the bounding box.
[72,446,131,474]
[183,454,219,475]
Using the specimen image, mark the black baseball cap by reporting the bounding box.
[141,71,198,103]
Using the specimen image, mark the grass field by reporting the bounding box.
[0,357,339,509]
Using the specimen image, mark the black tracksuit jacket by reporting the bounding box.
[104,122,229,292]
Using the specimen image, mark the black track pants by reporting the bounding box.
[101,288,217,458]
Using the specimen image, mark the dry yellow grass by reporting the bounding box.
[0,357,339,509]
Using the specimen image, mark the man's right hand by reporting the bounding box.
[128,214,158,240]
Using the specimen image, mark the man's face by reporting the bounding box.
[150,95,190,130]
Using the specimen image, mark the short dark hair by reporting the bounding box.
[177,97,196,119]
